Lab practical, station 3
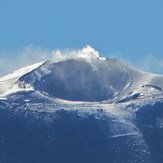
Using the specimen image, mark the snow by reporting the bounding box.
[110,133,139,138]
[0,62,44,83]
[0,62,44,97]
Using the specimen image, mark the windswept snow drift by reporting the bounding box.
[0,46,163,163]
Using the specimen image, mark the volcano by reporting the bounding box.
[0,46,163,163]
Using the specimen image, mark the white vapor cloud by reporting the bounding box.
[0,45,163,77]
[108,52,163,75]
[52,45,106,62]
[0,45,104,77]
[138,55,163,75]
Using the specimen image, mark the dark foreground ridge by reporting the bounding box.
[0,102,163,163]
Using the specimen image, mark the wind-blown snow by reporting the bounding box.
[0,62,44,98]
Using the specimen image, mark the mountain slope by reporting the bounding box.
[0,46,163,163]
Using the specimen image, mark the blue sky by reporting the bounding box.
[0,0,163,76]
